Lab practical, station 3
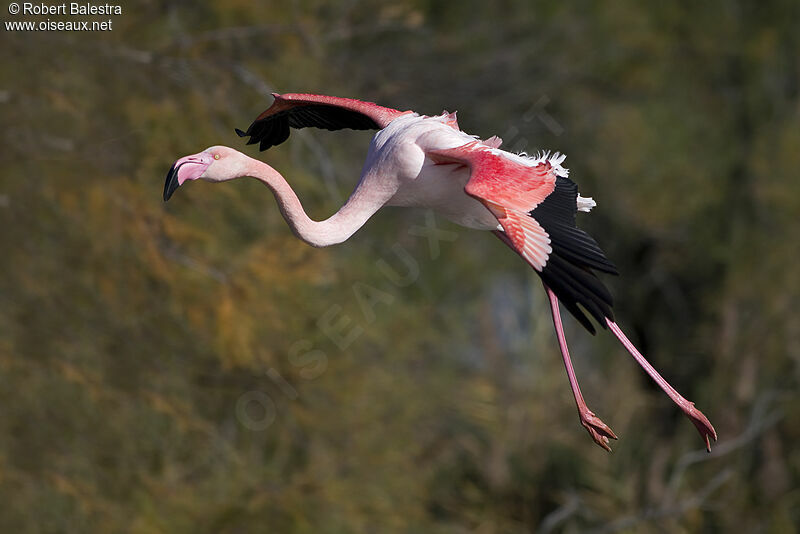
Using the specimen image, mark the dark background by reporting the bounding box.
[1,1,798,532]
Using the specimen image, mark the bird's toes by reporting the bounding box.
[580,411,618,452]
[586,428,612,452]
[684,404,717,453]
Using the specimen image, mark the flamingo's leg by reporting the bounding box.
[606,319,717,452]
[544,285,618,451]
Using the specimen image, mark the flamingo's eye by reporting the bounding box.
[214,154,220,160]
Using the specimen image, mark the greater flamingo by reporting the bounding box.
[164,93,717,452]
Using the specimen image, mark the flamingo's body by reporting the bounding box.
[164,93,717,452]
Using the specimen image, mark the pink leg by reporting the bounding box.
[606,319,717,452]
[545,285,618,451]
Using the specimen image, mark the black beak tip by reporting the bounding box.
[163,164,180,201]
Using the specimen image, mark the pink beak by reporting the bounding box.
[163,152,214,201]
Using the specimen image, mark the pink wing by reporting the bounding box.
[428,142,617,334]
[236,93,411,151]
[428,141,558,271]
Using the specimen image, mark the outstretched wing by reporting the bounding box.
[236,93,411,151]
[428,142,618,334]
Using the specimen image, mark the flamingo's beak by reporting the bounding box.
[163,152,214,201]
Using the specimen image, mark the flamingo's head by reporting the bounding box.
[163,146,250,201]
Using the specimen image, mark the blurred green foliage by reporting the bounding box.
[1,1,798,532]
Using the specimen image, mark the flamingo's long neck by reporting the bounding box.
[242,156,385,247]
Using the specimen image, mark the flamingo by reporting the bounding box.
[164,93,717,452]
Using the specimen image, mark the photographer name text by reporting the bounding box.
[18,3,121,15]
